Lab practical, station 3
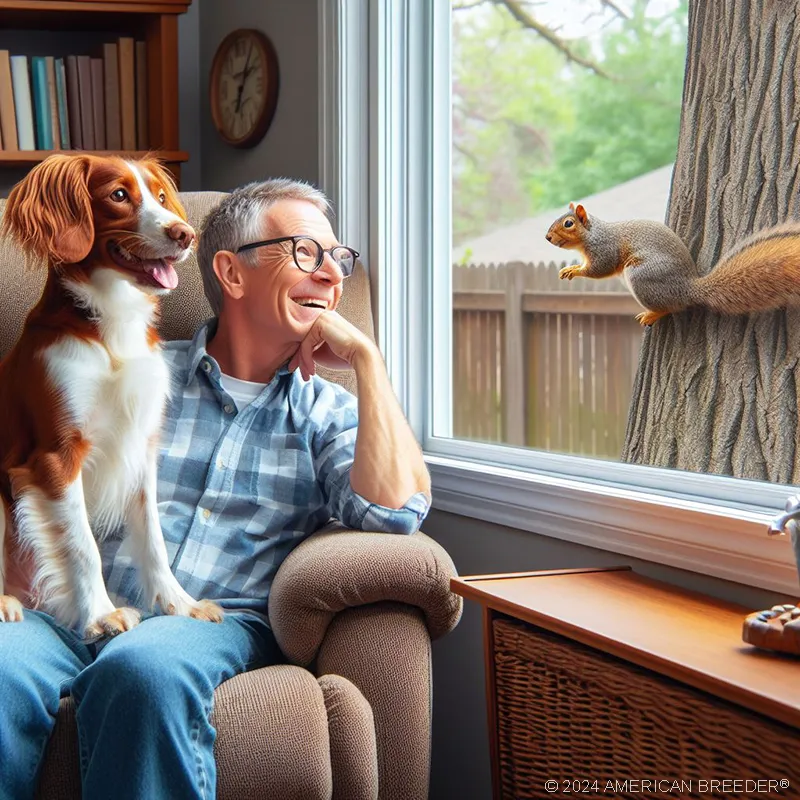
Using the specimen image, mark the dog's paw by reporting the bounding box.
[188,599,224,623]
[156,592,224,623]
[0,595,24,622]
[84,606,141,639]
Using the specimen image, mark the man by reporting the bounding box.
[0,179,430,800]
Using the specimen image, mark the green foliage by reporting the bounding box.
[452,0,689,245]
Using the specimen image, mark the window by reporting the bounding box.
[319,0,799,593]
[448,0,687,459]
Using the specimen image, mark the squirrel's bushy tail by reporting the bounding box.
[692,224,800,315]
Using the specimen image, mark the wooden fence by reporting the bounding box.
[453,261,644,459]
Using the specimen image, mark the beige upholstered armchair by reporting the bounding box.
[0,191,462,800]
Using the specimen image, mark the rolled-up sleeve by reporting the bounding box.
[311,381,430,534]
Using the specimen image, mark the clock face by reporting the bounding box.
[210,30,279,148]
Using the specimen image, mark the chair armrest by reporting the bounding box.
[269,525,463,665]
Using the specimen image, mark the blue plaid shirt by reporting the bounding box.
[101,319,430,622]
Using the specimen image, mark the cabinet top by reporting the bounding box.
[452,566,800,730]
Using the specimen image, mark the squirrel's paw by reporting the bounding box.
[635,309,669,327]
[559,265,584,281]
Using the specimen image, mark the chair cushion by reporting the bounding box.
[36,665,379,800]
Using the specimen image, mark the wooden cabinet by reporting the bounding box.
[452,567,800,800]
[0,0,191,185]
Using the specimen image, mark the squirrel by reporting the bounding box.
[544,202,800,326]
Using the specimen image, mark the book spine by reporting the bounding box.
[76,55,94,150]
[32,57,54,150]
[90,57,105,150]
[10,55,35,151]
[135,40,148,149]
[65,55,83,149]
[102,42,121,150]
[117,37,136,151]
[45,56,61,150]
[0,51,18,150]
[55,58,71,150]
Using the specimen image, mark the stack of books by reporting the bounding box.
[0,38,148,152]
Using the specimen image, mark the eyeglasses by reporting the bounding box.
[236,236,359,278]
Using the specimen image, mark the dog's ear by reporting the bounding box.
[1,154,94,267]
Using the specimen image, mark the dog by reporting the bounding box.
[0,154,222,638]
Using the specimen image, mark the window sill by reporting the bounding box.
[427,454,799,594]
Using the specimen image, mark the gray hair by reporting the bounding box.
[197,178,332,315]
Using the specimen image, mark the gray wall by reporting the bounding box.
[423,508,789,800]
[198,0,319,191]
[179,1,202,191]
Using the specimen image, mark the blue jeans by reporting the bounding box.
[0,609,282,800]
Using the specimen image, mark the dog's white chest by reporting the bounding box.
[43,299,170,534]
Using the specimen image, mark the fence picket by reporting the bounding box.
[452,261,643,458]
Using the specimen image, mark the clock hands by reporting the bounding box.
[234,43,255,114]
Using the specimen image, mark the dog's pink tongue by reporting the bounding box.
[144,259,179,290]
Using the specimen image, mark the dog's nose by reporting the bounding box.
[166,221,196,250]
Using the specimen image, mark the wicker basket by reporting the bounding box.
[492,616,800,799]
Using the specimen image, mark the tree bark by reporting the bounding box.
[622,0,800,484]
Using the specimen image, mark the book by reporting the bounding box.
[117,37,136,150]
[76,55,94,150]
[10,55,35,150]
[0,51,18,150]
[135,40,148,149]
[45,56,61,150]
[102,42,121,150]
[90,58,105,150]
[65,55,82,149]
[55,58,71,150]
[31,57,54,150]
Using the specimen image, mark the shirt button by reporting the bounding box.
[217,457,225,469]
[223,403,234,414]
[201,360,211,373]
[202,508,211,519]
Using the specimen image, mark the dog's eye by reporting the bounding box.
[111,189,129,203]
[158,191,166,205]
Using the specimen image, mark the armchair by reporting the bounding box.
[0,190,462,800]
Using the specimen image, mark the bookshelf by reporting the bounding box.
[0,0,192,186]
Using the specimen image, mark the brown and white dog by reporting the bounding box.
[0,154,222,638]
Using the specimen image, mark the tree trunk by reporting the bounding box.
[621,0,800,484]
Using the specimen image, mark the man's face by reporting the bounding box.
[236,199,345,341]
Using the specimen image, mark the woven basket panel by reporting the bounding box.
[492,617,800,799]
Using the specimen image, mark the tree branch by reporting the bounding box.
[457,104,550,153]
[452,0,490,10]
[453,140,480,167]
[598,0,631,20]
[492,0,615,79]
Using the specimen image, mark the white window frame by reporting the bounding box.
[318,0,800,595]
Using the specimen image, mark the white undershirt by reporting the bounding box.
[219,372,268,412]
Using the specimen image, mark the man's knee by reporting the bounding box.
[73,628,205,710]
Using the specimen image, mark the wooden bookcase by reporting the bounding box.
[0,0,191,186]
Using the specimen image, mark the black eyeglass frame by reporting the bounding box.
[235,235,359,277]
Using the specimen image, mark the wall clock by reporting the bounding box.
[210,29,279,149]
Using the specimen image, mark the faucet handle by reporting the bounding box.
[768,494,800,536]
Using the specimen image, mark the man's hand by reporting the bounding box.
[290,311,430,508]
[288,311,377,380]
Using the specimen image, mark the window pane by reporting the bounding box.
[445,0,688,460]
